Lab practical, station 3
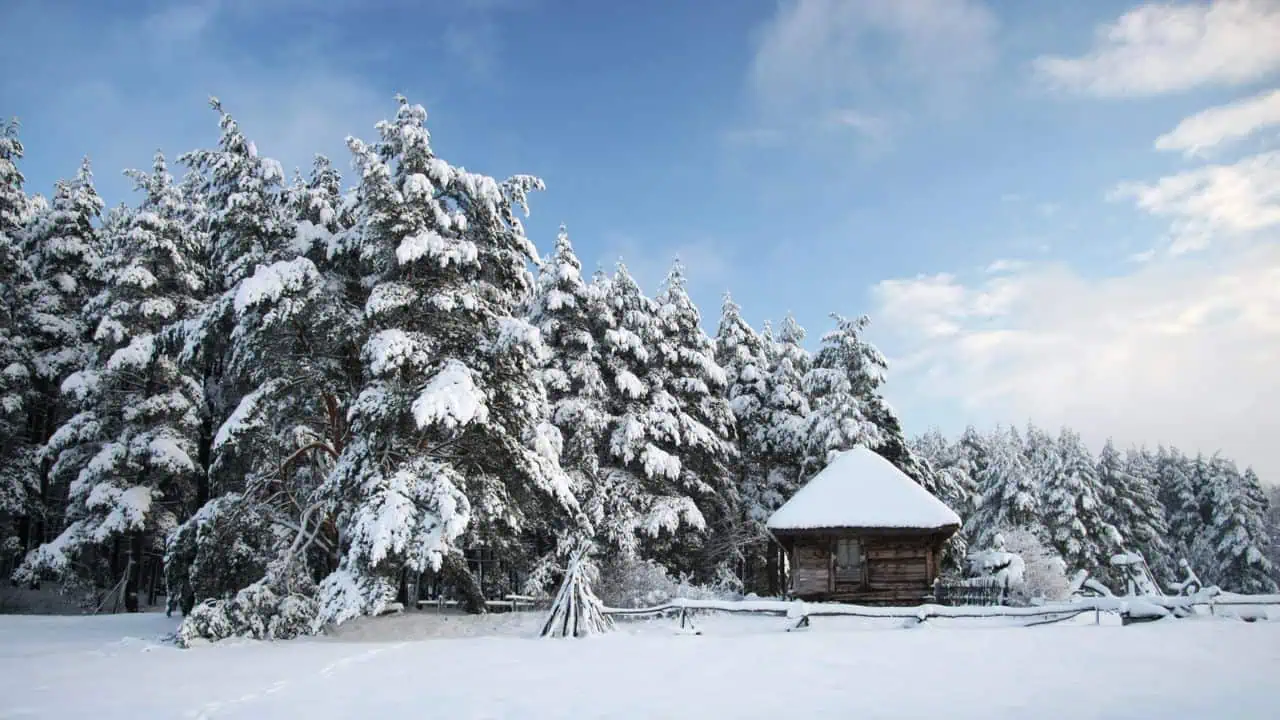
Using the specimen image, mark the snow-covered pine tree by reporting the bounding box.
[1198,456,1275,593]
[1103,443,1174,581]
[911,429,976,570]
[319,96,576,626]
[912,429,975,526]
[14,158,105,555]
[0,118,26,233]
[172,145,370,641]
[1155,446,1200,564]
[713,293,775,589]
[18,153,205,611]
[0,228,32,567]
[592,263,710,577]
[648,263,738,582]
[175,97,293,464]
[968,426,1036,550]
[1265,483,1280,587]
[1043,428,1122,575]
[714,294,770,520]
[761,314,810,512]
[0,118,35,564]
[524,225,608,589]
[801,313,884,476]
[288,154,358,263]
[179,98,291,297]
[163,101,314,624]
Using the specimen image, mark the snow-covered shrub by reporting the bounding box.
[177,580,318,647]
[709,561,745,597]
[595,557,738,608]
[968,528,1070,605]
[175,551,321,646]
[164,494,278,615]
[1001,529,1070,604]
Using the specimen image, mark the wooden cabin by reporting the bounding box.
[767,447,961,605]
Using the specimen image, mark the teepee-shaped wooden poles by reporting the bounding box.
[540,548,613,638]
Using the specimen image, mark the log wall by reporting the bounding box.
[792,543,831,596]
[787,532,944,605]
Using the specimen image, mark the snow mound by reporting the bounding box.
[767,446,961,531]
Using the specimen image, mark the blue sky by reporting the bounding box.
[5,0,1280,481]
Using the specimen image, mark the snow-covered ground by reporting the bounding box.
[2,610,1279,719]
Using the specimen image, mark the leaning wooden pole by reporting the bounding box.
[540,547,613,638]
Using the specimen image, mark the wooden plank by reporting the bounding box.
[870,564,928,571]
[865,546,928,558]
[869,569,928,577]
[867,560,928,571]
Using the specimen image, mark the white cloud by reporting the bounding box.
[1155,87,1280,156]
[872,243,1280,482]
[1110,150,1280,254]
[984,258,1026,274]
[6,0,517,203]
[823,108,891,142]
[742,0,997,143]
[12,1,400,202]
[724,108,891,149]
[141,2,218,43]
[1034,0,1280,97]
[443,19,500,78]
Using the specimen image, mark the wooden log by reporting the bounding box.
[865,548,929,560]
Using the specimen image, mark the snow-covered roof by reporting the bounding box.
[767,447,961,532]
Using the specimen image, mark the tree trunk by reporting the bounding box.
[765,543,779,597]
[442,553,486,614]
[405,571,421,611]
[124,532,143,613]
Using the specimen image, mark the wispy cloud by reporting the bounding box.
[872,243,1280,480]
[1155,87,1280,157]
[1110,150,1280,254]
[4,0,523,201]
[1034,0,1280,97]
[737,0,997,147]
[724,107,892,149]
[823,108,891,142]
[443,20,500,78]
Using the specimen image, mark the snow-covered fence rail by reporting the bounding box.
[602,593,1280,634]
[601,598,1097,633]
[934,577,1007,607]
[417,594,549,612]
[602,599,793,633]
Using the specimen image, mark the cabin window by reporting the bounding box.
[834,537,863,584]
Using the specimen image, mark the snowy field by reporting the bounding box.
[2,610,1279,719]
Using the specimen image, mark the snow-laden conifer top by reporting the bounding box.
[767,446,961,531]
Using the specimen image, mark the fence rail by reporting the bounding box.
[933,578,1007,607]
[415,594,549,612]
[596,592,1280,634]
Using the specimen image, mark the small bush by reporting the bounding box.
[595,557,739,608]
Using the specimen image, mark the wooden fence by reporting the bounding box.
[415,594,548,613]
[596,592,1280,634]
[933,577,1007,607]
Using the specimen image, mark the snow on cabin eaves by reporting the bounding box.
[767,446,961,531]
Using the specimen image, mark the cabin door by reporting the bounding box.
[834,537,864,590]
